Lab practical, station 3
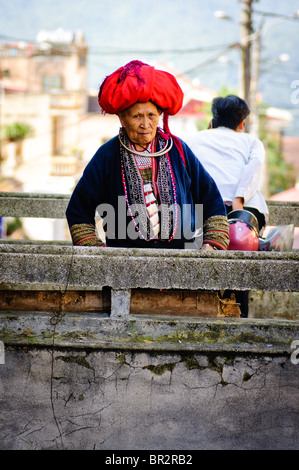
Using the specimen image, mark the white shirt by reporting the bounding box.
[186,127,268,218]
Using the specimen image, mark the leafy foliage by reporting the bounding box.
[4,122,34,142]
[265,137,295,196]
[259,122,295,196]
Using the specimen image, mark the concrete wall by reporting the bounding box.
[1,340,299,450]
[0,194,298,450]
[249,290,299,320]
[1,311,299,450]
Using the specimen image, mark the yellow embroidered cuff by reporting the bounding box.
[203,215,230,250]
[70,223,105,247]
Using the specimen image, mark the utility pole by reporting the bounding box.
[239,0,255,131]
[249,25,262,137]
[217,2,298,135]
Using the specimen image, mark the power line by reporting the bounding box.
[182,45,240,76]
[0,32,236,57]
[88,43,236,56]
[254,10,299,21]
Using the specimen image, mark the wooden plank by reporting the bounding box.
[129,289,241,317]
[0,290,109,313]
[0,288,241,317]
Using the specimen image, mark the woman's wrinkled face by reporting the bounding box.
[119,102,161,150]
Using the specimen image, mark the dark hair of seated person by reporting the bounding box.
[211,95,250,130]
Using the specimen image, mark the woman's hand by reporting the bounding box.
[201,243,215,251]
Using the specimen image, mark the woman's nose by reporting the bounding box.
[140,117,150,128]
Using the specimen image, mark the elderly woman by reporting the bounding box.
[66,60,229,250]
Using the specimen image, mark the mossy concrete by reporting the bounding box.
[0,237,299,449]
[0,244,298,293]
[1,312,298,354]
[1,297,299,450]
[1,343,299,450]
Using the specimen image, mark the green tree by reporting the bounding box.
[4,122,34,142]
[263,133,295,196]
[258,107,295,196]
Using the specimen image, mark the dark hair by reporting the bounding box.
[211,95,250,130]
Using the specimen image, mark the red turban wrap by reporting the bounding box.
[98,60,183,116]
[98,60,185,163]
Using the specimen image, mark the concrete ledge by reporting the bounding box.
[267,200,299,226]
[0,244,298,292]
[0,192,69,219]
[1,312,298,355]
[1,193,299,451]
[1,191,298,226]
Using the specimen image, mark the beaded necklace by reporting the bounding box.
[131,142,160,238]
[120,129,179,242]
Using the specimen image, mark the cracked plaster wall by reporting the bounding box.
[1,347,299,450]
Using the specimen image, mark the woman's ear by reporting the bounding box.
[118,112,125,128]
[236,119,246,132]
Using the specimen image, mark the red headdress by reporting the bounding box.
[98,60,185,163]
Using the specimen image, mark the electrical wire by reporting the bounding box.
[0,32,237,58]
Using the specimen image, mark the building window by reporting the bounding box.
[43,75,62,92]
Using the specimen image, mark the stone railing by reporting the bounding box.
[1,191,298,226]
[0,190,298,323]
[50,156,79,177]
[1,191,299,450]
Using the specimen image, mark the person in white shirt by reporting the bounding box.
[186,94,268,233]
[186,95,269,317]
